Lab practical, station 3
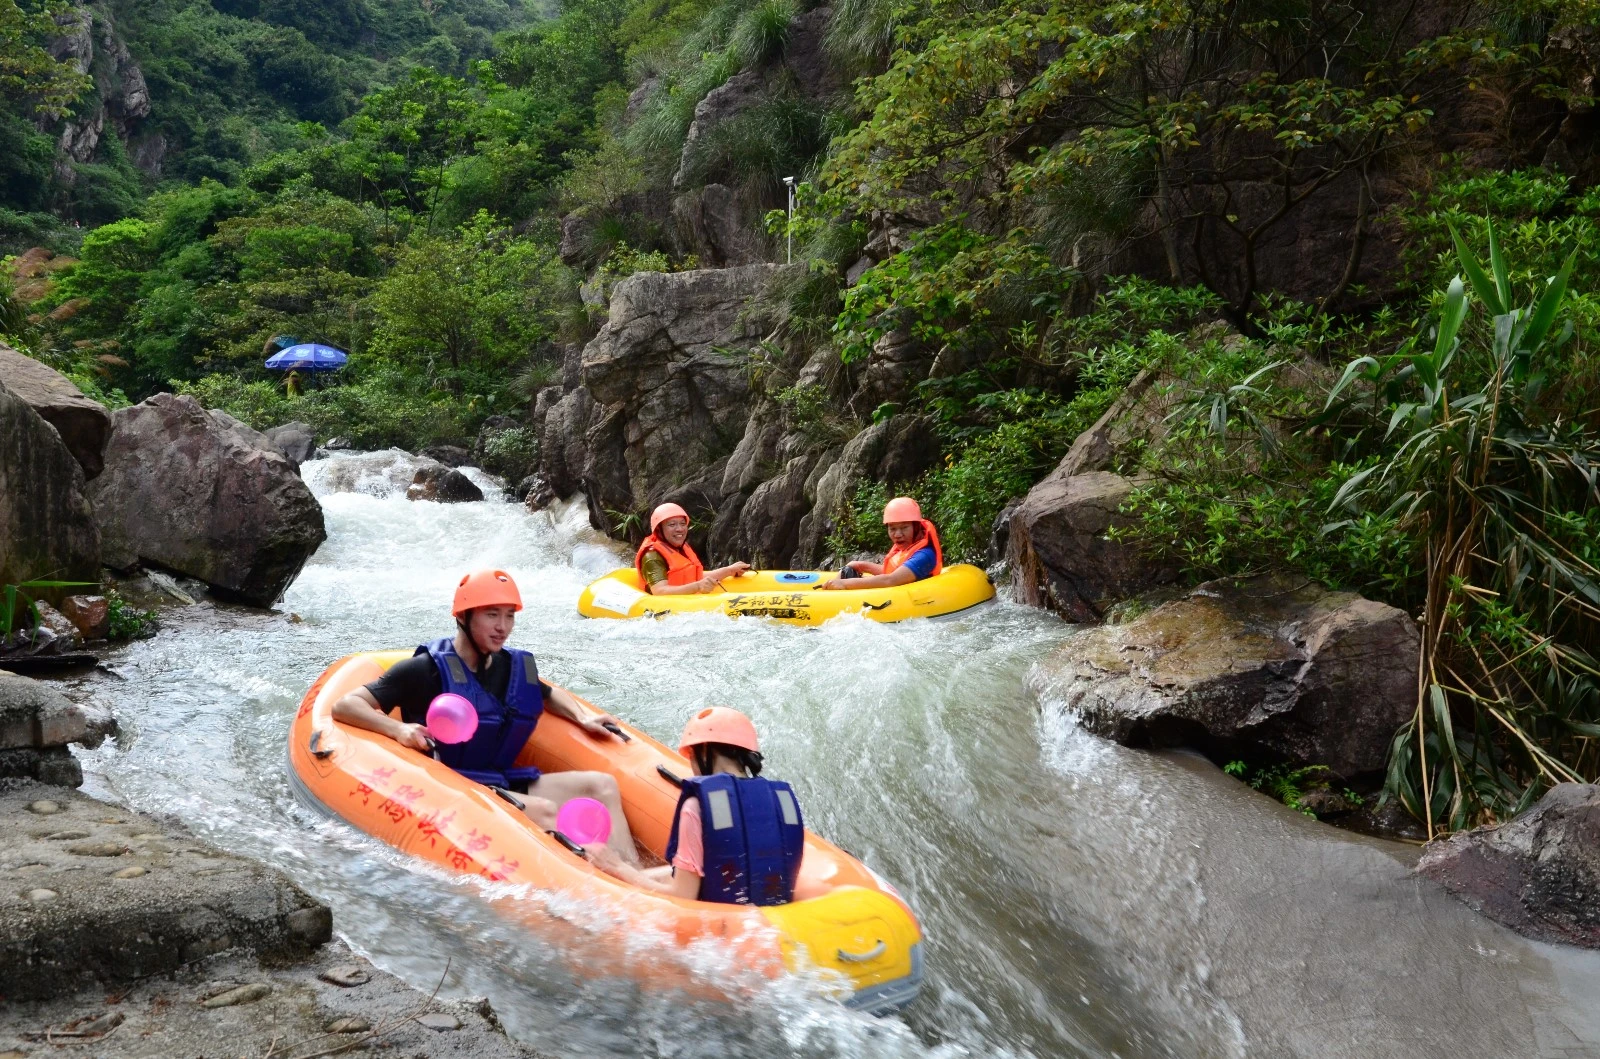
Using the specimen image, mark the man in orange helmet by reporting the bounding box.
[331,568,641,865]
[820,496,943,591]
[585,707,803,906]
[634,502,751,595]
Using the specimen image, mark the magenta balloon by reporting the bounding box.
[556,797,613,845]
[425,693,478,744]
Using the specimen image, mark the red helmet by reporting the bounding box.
[883,496,923,524]
[679,706,760,756]
[650,502,691,533]
[452,569,522,617]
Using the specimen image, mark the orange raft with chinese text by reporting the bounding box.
[287,651,924,1013]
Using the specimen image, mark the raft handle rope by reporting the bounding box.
[546,830,588,859]
[309,730,333,759]
[860,600,893,611]
[490,786,526,810]
[835,940,886,963]
[656,765,684,788]
[600,721,632,742]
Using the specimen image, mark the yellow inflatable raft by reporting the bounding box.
[577,565,995,625]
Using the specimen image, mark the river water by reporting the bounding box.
[73,451,1600,1059]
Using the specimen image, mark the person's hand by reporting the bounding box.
[696,576,720,593]
[394,722,435,752]
[846,560,870,573]
[581,713,623,738]
[584,843,622,873]
[821,578,846,590]
[727,562,752,577]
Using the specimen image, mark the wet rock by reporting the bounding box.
[1418,783,1600,949]
[0,671,93,752]
[262,422,316,466]
[327,1015,371,1033]
[0,342,112,479]
[1006,471,1172,621]
[421,443,473,468]
[0,378,101,594]
[32,601,83,647]
[202,983,272,1008]
[406,465,484,503]
[419,1012,462,1031]
[1029,574,1419,782]
[319,964,371,988]
[59,594,109,640]
[89,394,327,606]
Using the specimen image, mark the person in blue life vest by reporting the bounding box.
[331,568,642,866]
[820,495,943,591]
[584,707,804,905]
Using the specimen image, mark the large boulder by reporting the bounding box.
[406,465,484,503]
[0,381,100,592]
[0,343,112,479]
[1028,575,1419,781]
[89,394,326,606]
[1418,784,1600,949]
[262,421,316,466]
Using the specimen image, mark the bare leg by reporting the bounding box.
[526,770,640,866]
[521,795,557,831]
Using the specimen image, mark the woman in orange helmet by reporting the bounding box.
[635,502,751,595]
[331,568,642,866]
[820,496,943,591]
[585,707,803,906]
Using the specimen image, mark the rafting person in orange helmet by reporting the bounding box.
[584,707,804,905]
[634,502,752,595]
[330,568,641,865]
[821,496,943,591]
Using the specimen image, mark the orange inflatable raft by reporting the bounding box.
[287,651,925,1012]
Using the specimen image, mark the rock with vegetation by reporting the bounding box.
[89,394,326,606]
[0,344,112,479]
[0,381,100,592]
[1029,575,1419,782]
[1417,784,1600,949]
[794,414,941,565]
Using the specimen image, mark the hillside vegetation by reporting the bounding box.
[5,0,1600,832]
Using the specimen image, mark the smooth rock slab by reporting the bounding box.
[0,781,331,1001]
[0,343,111,479]
[1418,783,1600,949]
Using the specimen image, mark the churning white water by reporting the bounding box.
[70,451,1267,1058]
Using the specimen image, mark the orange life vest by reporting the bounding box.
[882,519,943,578]
[635,534,705,590]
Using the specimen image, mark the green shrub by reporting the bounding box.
[478,426,539,480]
[106,591,158,641]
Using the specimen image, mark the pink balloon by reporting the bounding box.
[556,797,612,845]
[426,693,478,745]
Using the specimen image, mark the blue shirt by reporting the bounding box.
[901,546,938,580]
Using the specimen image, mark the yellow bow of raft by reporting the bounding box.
[577,565,995,625]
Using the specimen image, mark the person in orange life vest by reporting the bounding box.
[634,502,751,595]
[584,707,803,905]
[330,569,642,866]
[820,496,943,590]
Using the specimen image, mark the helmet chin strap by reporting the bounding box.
[457,612,492,666]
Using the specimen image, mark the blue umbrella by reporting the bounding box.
[265,343,348,372]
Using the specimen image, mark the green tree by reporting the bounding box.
[0,0,91,117]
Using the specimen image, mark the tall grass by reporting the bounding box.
[1326,227,1600,835]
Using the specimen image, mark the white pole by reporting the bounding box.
[783,177,795,264]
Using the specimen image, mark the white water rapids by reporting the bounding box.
[71,451,1600,1059]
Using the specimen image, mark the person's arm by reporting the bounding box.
[583,848,702,897]
[542,681,624,739]
[648,576,720,595]
[332,686,433,751]
[847,560,885,576]
[823,565,917,590]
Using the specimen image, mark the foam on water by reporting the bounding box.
[77,450,1242,1059]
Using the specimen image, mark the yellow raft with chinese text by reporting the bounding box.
[287,651,924,1012]
[576,565,995,625]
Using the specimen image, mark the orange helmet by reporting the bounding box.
[452,569,522,617]
[650,502,691,533]
[883,496,924,524]
[679,706,760,756]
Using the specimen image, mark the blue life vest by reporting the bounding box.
[664,774,805,906]
[419,637,544,789]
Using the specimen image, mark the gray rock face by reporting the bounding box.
[1029,575,1419,781]
[0,344,112,479]
[674,183,767,267]
[795,414,941,565]
[0,381,100,592]
[89,394,327,607]
[579,264,794,516]
[0,672,115,788]
[1418,783,1600,949]
[262,421,316,466]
